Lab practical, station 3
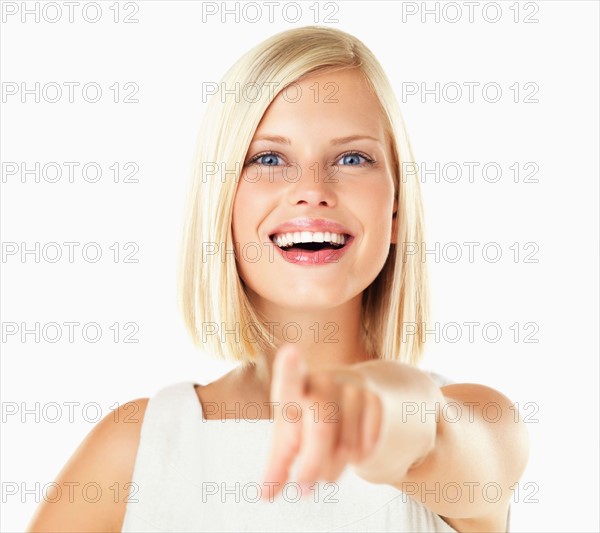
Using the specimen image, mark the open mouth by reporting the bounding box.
[269,231,352,252]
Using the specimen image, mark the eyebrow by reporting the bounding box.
[251,134,382,146]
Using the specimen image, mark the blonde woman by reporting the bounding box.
[27,26,529,533]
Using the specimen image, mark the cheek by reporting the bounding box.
[232,178,277,250]
[231,185,246,242]
[353,180,395,229]
[352,181,395,275]
[230,183,253,287]
[232,179,259,241]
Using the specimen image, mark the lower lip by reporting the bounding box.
[270,237,354,266]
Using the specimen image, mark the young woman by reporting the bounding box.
[27,26,528,533]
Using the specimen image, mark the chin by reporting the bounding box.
[268,287,355,311]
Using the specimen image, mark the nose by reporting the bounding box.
[285,161,337,208]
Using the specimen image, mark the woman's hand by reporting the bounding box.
[259,343,384,500]
[258,343,523,533]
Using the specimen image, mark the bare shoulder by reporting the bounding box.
[26,397,150,533]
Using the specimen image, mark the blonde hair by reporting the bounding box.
[177,26,429,367]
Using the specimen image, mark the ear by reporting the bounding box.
[391,198,398,245]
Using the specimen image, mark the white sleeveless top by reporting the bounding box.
[121,373,510,532]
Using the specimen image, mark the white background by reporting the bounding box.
[1,1,598,531]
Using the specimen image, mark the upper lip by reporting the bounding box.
[268,218,354,238]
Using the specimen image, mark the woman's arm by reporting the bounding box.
[262,345,528,532]
[26,398,149,533]
[351,361,530,533]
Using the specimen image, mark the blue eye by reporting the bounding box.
[247,152,282,166]
[338,152,374,166]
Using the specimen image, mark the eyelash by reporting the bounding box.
[245,150,376,167]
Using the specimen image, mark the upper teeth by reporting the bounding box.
[272,231,347,248]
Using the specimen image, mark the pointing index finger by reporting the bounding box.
[260,344,308,499]
[271,343,308,406]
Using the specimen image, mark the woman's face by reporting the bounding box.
[232,68,397,312]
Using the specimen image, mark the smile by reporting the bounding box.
[269,231,354,265]
[271,231,348,249]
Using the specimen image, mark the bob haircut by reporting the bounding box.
[178,25,429,367]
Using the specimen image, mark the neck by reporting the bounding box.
[236,292,376,397]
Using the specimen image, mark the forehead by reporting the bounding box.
[254,69,387,138]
